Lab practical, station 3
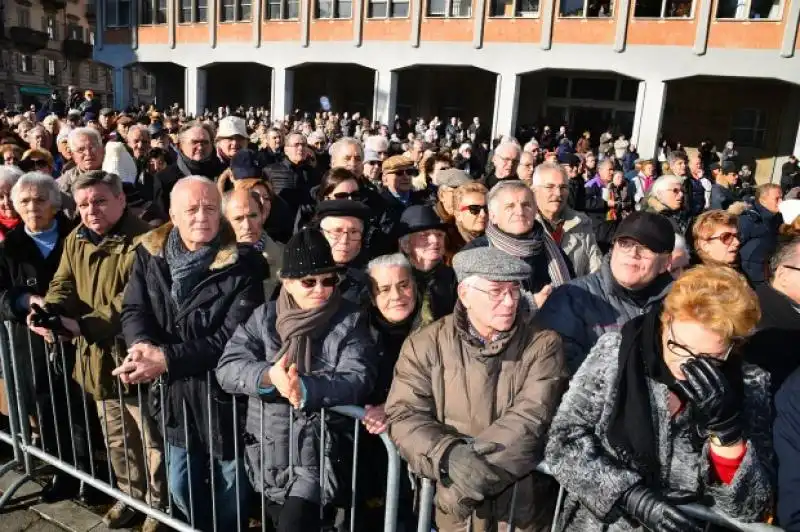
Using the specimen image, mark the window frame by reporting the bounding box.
[632,0,694,18]
[106,0,132,27]
[365,0,410,18]
[218,0,251,21]
[264,0,301,19]
[425,0,473,18]
[20,54,34,74]
[178,0,209,23]
[487,0,540,18]
[714,0,783,20]
[557,0,614,18]
[314,0,353,19]
[17,9,30,27]
[139,0,168,24]
[730,108,767,148]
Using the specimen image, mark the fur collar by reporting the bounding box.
[140,221,239,271]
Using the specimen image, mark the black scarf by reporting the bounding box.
[611,272,672,309]
[176,150,217,178]
[164,227,220,304]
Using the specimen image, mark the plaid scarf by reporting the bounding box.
[486,222,572,287]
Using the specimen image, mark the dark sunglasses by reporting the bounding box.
[707,231,737,246]
[459,204,488,215]
[299,275,339,289]
[331,191,361,201]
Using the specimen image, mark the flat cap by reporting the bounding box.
[452,247,531,283]
[437,168,472,188]
[382,155,414,175]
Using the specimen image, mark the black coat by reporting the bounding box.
[376,188,427,253]
[121,223,264,459]
[155,157,226,213]
[774,366,800,530]
[264,158,319,219]
[411,262,457,323]
[738,203,782,285]
[710,183,738,211]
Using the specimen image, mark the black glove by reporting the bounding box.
[674,358,742,446]
[620,485,703,532]
[443,441,501,502]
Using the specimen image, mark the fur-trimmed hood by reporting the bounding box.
[140,220,240,271]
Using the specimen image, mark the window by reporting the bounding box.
[68,24,84,40]
[142,0,153,24]
[367,0,409,17]
[106,0,132,26]
[179,0,208,22]
[141,73,149,90]
[89,64,98,82]
[730,109,767,148]
[315,0,352,17]
[45,16,57,39]
[489,0,539,16]
[17,9,30,27]
[48,59,56,76]
[547,76,569,98]
[559,0,612,16]
[634,0,692,17]
[197,0,208,21]
[716,0,780,19]
[266,0,300,18]
[426,0,471,16]
[220,0,251,20]
[19,54,33,73]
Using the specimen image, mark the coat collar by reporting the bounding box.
[140,221,239,271]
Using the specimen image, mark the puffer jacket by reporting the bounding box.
[385,303,569,532]
[540,209,602,278]
[545,332,774,531]
[738,202,782,286]
[537,257,672,374]
[120,222,264,459]
[215,299,377,505]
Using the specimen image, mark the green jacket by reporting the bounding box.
[45,212,150,400]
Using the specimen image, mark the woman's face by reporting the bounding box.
[371,265,416,323]
[662,318,732,380]
[0,183,16,219]
[699,225,740,266]
[283,274,338,310]
[326,179,360,201]
[15,185,55,232]
[455,192,488,234]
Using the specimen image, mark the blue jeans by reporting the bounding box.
[167,443,247,532]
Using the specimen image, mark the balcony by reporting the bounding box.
[9,27,49,52]
[86,2,96,21]
[41,0,67,10]
[62,38,93,60]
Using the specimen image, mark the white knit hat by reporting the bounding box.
[102,142,138,184]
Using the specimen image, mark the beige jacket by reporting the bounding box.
[540,209,603,278]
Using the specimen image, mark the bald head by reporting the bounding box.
[170,176,222,251]
[224,188,264,245]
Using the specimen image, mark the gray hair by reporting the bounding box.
[598,158,614,171]
[27,124,45,138]
[11,171,61,210]
[170,175,218,209]
[72,170,123,197]
[366,253,414,294]
[531,161,567,187]
[667,150,688,166]
[128,124,151,140]
[650,174,683,201]
[330,137,363,160]
[486,179,534,215]
[68,127,102,151]
[770,236,800,277]
[0,165,23,190]
[364,135,388,153]
[222,188,261,215]
[494,141,521,159]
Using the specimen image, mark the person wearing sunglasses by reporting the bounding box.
[217,228,377,532]
[646,174,693,237]
[692,210,741,268]
[379,155,426,250]
[447,181,488,264]
[546,266,772,532]
[20,148,54,176]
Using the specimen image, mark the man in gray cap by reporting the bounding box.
[386,246,568,532]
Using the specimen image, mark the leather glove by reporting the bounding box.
[437,482,479,521]
[674,358,742,446]
[443,441,501,502]
[620,485,703,532]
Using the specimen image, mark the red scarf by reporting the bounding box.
[0,212,20,241]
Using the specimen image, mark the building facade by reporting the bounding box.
[94,0,800,181]
[0,0,154,110]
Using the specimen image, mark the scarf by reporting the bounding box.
[253,231,269,253]
[176,150,216,178]
[275,288,342,375]
[606,186,618,221]
[0,211,20,239]
[25,219,59,258]
[164,227,220,304]
[487,222,572,287]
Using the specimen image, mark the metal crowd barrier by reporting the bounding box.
[0,321,401,532]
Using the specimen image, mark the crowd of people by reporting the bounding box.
[0,95,799,532]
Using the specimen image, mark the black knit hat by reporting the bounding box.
[280,228,341,279]
[230,149,264,180]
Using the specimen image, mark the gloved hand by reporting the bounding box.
[437,482,479,521]
[620,485,703,532]
[443,441,501,502]
[674,357,742,446]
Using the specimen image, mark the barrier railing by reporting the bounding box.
[0,321,401,532]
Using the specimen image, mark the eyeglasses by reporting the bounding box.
[667,322,733,365]
[470,283,522,302]
[614,238,657,259]
[331,191,361,201]
[540,184,569,193]
[322,228,363,241]
[459,204,488,215]
[299,275,340,289]
[706,231,738,246]
[496,154,520,165]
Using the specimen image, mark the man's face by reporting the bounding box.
[71,134,104,172]
[461,278,520,334]
[492,145,520,179]
[363,160,381,182]
[670,158,687,177]
[57,140,71,160]
[225,194,263,245]
[332,144,364,177]
[170,182,221,248]
[610,238,669,290]
[689,157,702,177]
[517,154,534,183]
[598,163,613,183]
[490,188,535,235]
[383,168,412,194]
[533,169,568,221]
[403,229,445,271]
[74,184,126,235]
[127,129,151,159]
[15,185,56,232]
[320,216,363,265]
[99,115,111,129]
[370,266,416,324]
[180,127,212,161]
[285,135,307,165]
[217,137,246,159]
[410,143,423,164]
[3,151,17,166]
[28,129,45,150]
[660,182,684,210]
[760,188,783,214]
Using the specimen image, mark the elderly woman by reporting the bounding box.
[216,228,376,532]
[0,166,22,241]
[446,181,487,264]
[546,266,773,531]
[2,143,22,166]
[646,174,692,236]
[21,148,55,176]
[692,210,740,268]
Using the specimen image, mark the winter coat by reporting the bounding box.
[154,157,226,213]
[44,212,151,399]
[583,176,610,230]
[644,196,693,238]
[774,366,800,530]
[545,332,774,531]
[710,183,738,211]
[567,176,586,212]
[55,166,84,220]
[215,299,377,505]
[537,258,672,374]
[541,209,603,278]
[411,262,457,323]
[264,158,318,219]
[738,203,782,285]
[120,222,264,459]
[376,188,427,252]
[385,304,569,532]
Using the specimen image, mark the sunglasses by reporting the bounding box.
[331,191,361,201]
[459,204,488,215]
[707,231,737,246]
[299,275,339,289]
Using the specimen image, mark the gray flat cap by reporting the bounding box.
[437,168,472,189]
[453,247,531,283]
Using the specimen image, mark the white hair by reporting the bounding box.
[67,127,102,151]
[650,174,683,201]
[169,175,219,210]
[493,141,521,160]
[531,161,566,187]
[11,171,61,210]
[364,135,388,153]
[486,179,533,215]
[127,124,151,140]
[523,139,539,152]
[0,165,23,190]
[367,253,412,276]
[330,137,363,160]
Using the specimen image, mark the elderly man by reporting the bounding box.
[330,137,365,179]
[127,124,151,162]
[517,150,535,186]
[28,170,165,530]
[398,205,457,327]
[265,132,317,220]
[216,116,248,166]
[57,127,104,218]
[117,176,263,532]
[386,246,568,531]
[378,155,427,248]
[484,141,521,190]
[583,158,614,231]
[223,188,283,300]
[257,127,283,165]
[532,162,602,277]
[537,211,675,373]
[465,180,573,307]
[739,183,783,285]
[27,125,48,152]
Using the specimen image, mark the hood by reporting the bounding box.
[140,220,239,271]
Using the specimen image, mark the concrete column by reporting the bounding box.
[630,80,666,161]
[271,67,294,122]
[185,66,207,117]
[491,72,520,140]
[113,67,131,110]
[373,69,398,126]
